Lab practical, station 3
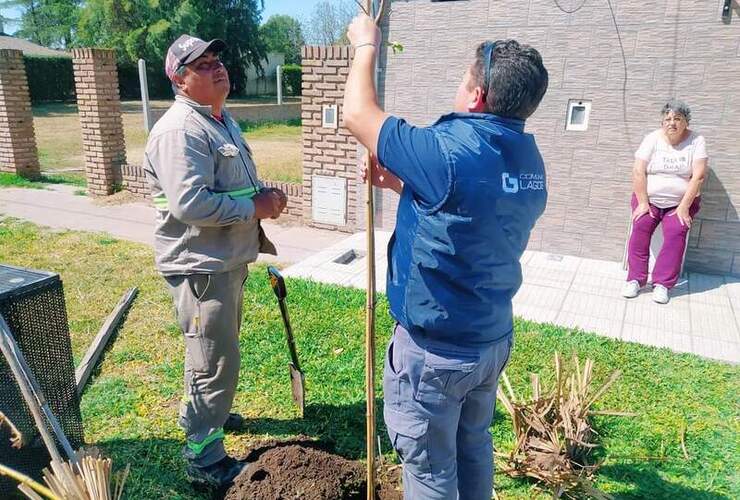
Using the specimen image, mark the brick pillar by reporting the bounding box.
[72,48,126,196]
[301,45,362,231]
[0,49,40,178]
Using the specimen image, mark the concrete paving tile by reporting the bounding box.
[513,305,559,324]
[512,283,567,310]
[291,266,355,286]
[519,250,535,265]
[621,324,693,353]
[576,257,628,278]
[690,338,740,363]
[690,303,740,342]
[623,301,691,333]
[724,276,740,301]
[570,273,626,297]
[521,266,575,289]
[628,285,690,305]
[561,291,626,320]
[528,251,582,271]
[688,272,726,293]
[554,312,622,339]
[685,273,730,305]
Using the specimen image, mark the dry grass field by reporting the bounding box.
[32,99,302,183]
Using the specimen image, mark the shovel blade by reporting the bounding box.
[289,362,305,417]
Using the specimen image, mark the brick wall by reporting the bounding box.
[301,45,363,232]
[119,162,303,223]
[119,164,149,197]
[71,48,127,197]
[263,179,304,223]
[0,49,39,178]
[380,0,740,276]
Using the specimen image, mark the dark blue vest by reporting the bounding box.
[387,113,547,346]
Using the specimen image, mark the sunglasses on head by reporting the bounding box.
[482,41,496,95]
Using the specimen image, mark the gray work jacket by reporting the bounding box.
[143,95,276,276]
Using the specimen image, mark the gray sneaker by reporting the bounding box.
[652,284,669,304]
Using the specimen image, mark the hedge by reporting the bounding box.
[24,55,75,102]
[282,63,301,96]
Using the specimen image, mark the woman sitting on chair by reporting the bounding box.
[622,99,708,304]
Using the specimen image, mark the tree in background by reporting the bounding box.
[75,0,266,97]
[260,14,303,64]
[302,0,354,46]
[2,0,79,47]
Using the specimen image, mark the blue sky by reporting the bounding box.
[1,0,330,35]
[262,0,328,22]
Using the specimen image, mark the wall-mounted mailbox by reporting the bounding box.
[565,99,592,132]
[322,104,338,129]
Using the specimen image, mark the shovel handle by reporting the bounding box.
[277,299,301,370]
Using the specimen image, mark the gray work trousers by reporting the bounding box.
[164,265,249,467]
[383,324,512,500]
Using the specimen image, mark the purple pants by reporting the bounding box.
[626,193,700,289]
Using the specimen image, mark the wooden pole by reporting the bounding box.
[363,2,386,497]
[75,287,138,395]
[363,0,377,494]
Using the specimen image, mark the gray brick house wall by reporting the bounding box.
[378,0,740,276]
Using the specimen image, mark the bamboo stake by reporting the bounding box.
[0,463,59,500]
[363,1,386,497]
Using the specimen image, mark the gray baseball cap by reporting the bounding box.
[165,34,226,80]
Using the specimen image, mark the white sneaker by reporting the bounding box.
[622,280,641,298]
[652,284,669,304]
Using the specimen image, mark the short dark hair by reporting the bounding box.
[471,40,548,120]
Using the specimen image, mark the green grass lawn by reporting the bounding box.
[31,101,302,183]
[0,218,737,499]
[0,172,86,188]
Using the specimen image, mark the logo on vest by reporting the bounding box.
[502,172,545,194]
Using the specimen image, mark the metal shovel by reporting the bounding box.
[267,266,305,416]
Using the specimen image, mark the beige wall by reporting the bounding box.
[379,0,740,276]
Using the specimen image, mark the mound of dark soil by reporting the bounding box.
[224,438,402,500]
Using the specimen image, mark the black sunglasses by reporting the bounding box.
[482,41,496,95]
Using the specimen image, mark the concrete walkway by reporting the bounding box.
[0,184,346,265]
[1,185,738,363]
[283,232,740,364]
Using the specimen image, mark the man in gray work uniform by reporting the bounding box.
[142,34,287,489]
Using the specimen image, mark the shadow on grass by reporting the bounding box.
[31,102,79,117]
[95,399,391,499]
[600,463,731,499]
[237,398,392,461]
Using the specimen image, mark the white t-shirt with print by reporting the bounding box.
[635,129,707,209]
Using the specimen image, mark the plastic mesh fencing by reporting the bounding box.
[0,265,84,495]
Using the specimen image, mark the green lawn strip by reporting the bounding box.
[238,118,301,139]
[0,219,736,499]
[0,172,86,188]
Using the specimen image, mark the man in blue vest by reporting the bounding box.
[343,15,549,500]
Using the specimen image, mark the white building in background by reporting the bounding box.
[243,52,285,96]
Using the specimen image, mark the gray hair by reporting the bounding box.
[661,99,691,123]
[171,65,187,95]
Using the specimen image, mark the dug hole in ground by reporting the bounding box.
[225,437,402,499]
